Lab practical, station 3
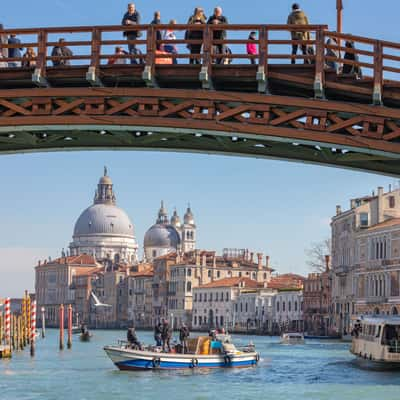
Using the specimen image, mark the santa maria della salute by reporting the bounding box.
[69,167,197,264]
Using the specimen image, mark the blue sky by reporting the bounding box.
[0,0,399,297]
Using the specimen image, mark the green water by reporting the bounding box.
[1,330,400,400]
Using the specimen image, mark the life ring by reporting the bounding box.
[255,353,260,363]
[224,355,232,365]
[152,357,161,368]
[191,358,199,368]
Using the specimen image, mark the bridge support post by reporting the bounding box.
[314,73,325,99]
[373,41,383,106]
[142,25,157,88]
[256,66,268,94]
[32,68,48,88]
[142,66,157,87]
[314,29,325,100]
[199,25,213,90]
[86,67,103,87]
[199,67,213,90]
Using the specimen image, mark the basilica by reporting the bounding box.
[69,168,197,263]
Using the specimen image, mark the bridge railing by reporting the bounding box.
[0,24,399,103]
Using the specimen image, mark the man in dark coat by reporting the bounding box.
[122,3,141,63]
[287,3,310,64]
[127,327,142,349]
[151,11,162,51]
[207,7,228,64]
[8,34,23,67]
[161,320,172,352]
[51,38,73,66]
[154,322,163,346]
[179,323,190,353]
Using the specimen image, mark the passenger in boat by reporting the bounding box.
[161,320,172,352]
[127,327,142,350]
[207,7,228,64]
[154,322,163,346]
[287,3,310,65]
[179,323,190,353]
[51,38,73,66]
[342,41,362,79]
[122,3,141,63]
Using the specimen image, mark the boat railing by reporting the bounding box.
[388,340,400,353]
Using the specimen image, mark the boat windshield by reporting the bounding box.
[381,324,400,353]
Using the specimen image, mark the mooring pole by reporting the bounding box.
[67,305,72,349]
[59,304,64,351]
[41,307,46,339]
[30,300,36,357]
[336,0,343,34]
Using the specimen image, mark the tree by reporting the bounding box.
[305,238,331,273]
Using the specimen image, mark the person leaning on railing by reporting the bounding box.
[207,7,228,65]
[343,40,362,79]
[163,20,178,64]
[51,38,73,66]
[21,47,36,68]
[287,3,310,65]
[122,2,141,64]
[187,17,205,65]
[8,34,23,68]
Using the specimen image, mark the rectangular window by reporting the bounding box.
[389,196,396,208]
[360,213,369,227]
[204,293,207,302]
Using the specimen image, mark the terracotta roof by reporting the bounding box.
[38,254,98,267]
[154,252,177,261]
[366,218,400,231]
[268,273,305,290]
[72,267,99,277]
[197,277,259,289]
[131,268,154,278]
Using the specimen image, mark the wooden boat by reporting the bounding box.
[350,316,400,369]
[80,331,92,342]
[280,332,305,345]
[104,334,259,371]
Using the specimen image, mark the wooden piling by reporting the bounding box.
[26,291,31,345]
[41,307,46,339]
[59,304,64,350]
[21,295,26,347]
[18,315,23,350]
[67,305,72,349]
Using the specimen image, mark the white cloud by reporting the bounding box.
[0,247,58,298]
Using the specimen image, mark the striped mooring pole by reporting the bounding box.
[67,305,72,349]
[59,304,64,351]
[5,298,11,349]
[30,300,36,357]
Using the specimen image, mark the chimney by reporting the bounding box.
[265,256,270,269]
[336,205,341,216]
[325,255,330,273]
[38,260,41,266]
[202,254,207,267]
[195,251,201,266]
[378,186,384,197]
[257,253,263,270]
[250,252,254,263]
[350,199,356,209]
[389,184,392,193]
[213,255,216,268]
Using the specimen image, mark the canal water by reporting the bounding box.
[1,330,400,400]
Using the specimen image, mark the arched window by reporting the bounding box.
[283,302,286,312]
[288,301,291,312]
[295,301,298,311]
[240,303,243,312]
[208,270,212,278]
[187,268,192,277]
[187,282,192,292]
[277,301,280,312]
[245,303,248,312]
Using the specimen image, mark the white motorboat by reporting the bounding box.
[280,332,305,345]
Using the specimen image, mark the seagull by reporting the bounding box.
[90,292,112,308]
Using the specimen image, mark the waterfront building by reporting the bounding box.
[69,168,139,264]
[303,269,332,336]
[331,186,400,334]
[164,249,273,328]
[192,277,259,330]
[143,202,196,262]
[35,254,100,326]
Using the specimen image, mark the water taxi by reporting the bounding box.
[104,334,260,371]
[350,316,400,368]
[280,332,305,345]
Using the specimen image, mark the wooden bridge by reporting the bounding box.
[1,24,400,175]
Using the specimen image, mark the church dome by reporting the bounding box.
[184,206,195,225]
[144,224,181,248]
[73,203,135,238]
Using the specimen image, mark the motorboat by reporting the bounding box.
[104,334,260,370]
[350,316,400,368]
[80,331,92,342]
[280,332,305,345]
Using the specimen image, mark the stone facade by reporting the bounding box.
[331,186,400,335]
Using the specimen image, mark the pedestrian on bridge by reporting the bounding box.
[51,38,73,66]
[0,24,8,59]
[122,3,141,64]
[247,31,258,65]
[21,47,36,68]
[8,34,23,67]
[151,11,162,51]
[207,7,228,64]
[163,20,178,64]
[343,41,362,79]
[287,3,310,65]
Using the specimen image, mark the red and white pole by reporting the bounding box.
[4,297,11,348]
[30,300,36,357]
